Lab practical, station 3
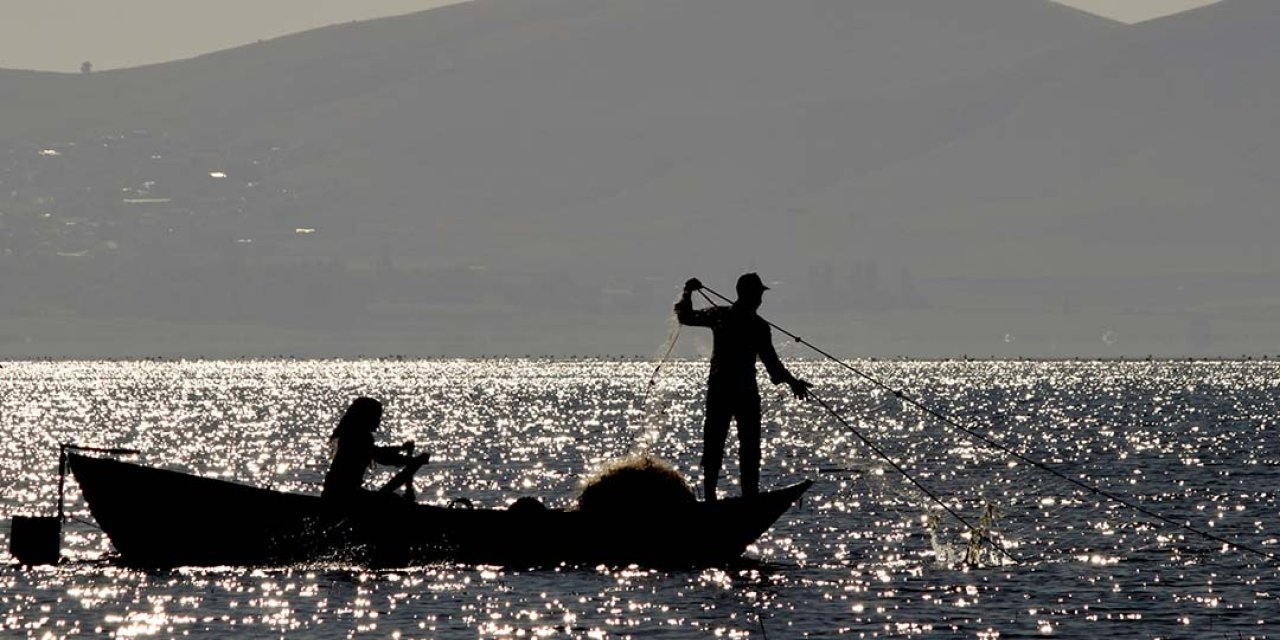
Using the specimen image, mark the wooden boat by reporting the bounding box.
[68,453,811,568]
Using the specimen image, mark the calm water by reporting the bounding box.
[2,359,1278,638]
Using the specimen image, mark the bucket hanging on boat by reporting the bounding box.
[8,515,61,565]
[8,443,140,566]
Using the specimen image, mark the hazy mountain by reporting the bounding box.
[795,0,1280,354]
[4,0,1273,357]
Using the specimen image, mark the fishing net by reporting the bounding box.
[628,317,684,455]
[794,378,1020,568]
[576,454,695,513]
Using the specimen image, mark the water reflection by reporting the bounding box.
[1,360,1278,637]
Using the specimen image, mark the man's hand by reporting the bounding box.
[413,452,431,465]
[684,277,703,293]
[401,440,415,453]
[788,378,813,400]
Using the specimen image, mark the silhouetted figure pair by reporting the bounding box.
[676,273,811,501]
[322,397,429,506]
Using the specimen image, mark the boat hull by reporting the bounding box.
[69,453,810,568]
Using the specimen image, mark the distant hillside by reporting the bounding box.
[788,0,1280,352]
[1,1,580,140]
[4,1,1276,357]
[807,0,1277,271]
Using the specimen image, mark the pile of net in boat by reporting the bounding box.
[576,454,695,513]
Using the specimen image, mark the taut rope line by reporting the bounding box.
[696,285,1280,565]
[693,288,1016,564]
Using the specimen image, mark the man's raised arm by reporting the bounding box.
[675,277,716,327]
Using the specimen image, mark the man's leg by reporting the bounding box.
[736,396,762,498]
[702,392,732,502]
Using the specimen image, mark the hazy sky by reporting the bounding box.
[0,0,469,72]
[0,0,1223,73]
[1051,0,1219,23]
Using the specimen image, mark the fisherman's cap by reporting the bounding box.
[736,272,770,295]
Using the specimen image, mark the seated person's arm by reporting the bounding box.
[372,441,415,466]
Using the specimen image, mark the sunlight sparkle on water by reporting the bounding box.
[1,359,1279,637]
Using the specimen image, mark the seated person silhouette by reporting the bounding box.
[322,397,429,505]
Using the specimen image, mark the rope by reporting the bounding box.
[810,392,1019,565]
[696,284,1280,565]
[626,321,683,454]
[70,516,103,532]
[642,323,682,410]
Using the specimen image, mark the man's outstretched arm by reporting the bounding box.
[759,327,813,400]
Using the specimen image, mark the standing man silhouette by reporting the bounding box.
[676,273,812,500]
